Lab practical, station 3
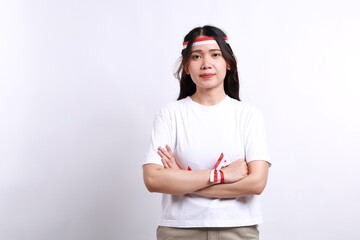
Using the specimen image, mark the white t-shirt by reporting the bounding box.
[144,95,271,228]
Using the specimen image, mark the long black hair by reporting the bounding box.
[175,25,240,101]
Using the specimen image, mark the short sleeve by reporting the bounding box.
[244,108,271,165]
[143,108,174,166]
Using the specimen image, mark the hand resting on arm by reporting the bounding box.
[143,145,250,196]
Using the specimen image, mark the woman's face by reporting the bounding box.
[185,38,228,93]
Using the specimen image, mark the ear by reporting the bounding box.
[184,65,190,74]
[226,63,231,70]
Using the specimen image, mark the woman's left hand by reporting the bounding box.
[157,145,181,170]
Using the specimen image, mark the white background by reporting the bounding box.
[1,0,360,239]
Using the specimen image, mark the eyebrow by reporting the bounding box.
[190,49,221,53]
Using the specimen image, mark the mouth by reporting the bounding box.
[200,74,215,79]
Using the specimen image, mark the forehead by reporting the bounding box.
[191,42,221,52]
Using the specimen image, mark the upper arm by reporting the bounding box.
[243,108,271,194]
[244,108,271,166]
[144,108,175,167]
[247,160,270,194]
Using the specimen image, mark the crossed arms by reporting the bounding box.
[143,145,270,199]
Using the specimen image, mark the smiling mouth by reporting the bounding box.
[200,74,215,78]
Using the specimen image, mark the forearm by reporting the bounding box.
[143,164,215,195]
[194,161,269,198]
[194,174,265,198]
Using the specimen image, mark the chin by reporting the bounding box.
[199,82,223,88]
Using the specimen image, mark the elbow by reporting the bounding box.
[253,186,265,195]
[144,175,158,193]
[144,182,154,193]
[251,179,267,195]
[143,164,164,193]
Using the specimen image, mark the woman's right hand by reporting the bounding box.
[157,145,181,170]
[221,159,248,183]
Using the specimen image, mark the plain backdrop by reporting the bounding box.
[1,0,360,239]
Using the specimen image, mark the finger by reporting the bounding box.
[161,158,169,169]
[167,160,176,168]
[157,148,167,159]
[165,145,172,154]
[158,151,169,168]
[158,146,169,156]
[164,154,176,167]
[159,146,173,160]
[163,157,176,169]
[158,150,168,160]
[158,146,166,155]
[157,148,162,157]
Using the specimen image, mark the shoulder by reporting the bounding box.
[227,98,263,118]
[156,97,190,117]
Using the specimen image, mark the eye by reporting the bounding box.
[191,54,201,60]
[212,52,222,57]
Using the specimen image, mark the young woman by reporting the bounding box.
[143,25,271,240]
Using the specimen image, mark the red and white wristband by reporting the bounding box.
[210,169,225,183]
[209,153,230,184]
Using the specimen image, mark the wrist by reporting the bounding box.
[210,169,224,184]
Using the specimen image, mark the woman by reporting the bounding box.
[143,25,271,240]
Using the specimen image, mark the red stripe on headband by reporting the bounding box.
[183,37,228,46]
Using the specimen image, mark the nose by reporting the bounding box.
[201,55,212,69]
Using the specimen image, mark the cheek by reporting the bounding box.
[185,62,195,75]
[217,63,228,76]
[186,64,198,76]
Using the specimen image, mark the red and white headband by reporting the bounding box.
[182,36,229,49]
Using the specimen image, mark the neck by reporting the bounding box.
[191,88,227,106]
